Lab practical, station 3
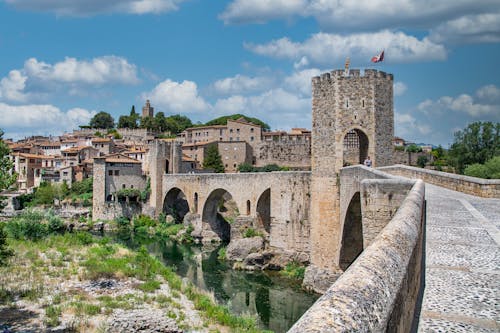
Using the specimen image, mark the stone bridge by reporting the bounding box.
[157,171,311,255]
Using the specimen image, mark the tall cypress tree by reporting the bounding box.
[203,145,224,173]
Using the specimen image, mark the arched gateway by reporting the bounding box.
[310,69,393,270]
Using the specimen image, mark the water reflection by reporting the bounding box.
[111,232,319,333]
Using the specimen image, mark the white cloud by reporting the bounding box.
[429,13,500,44]
[284,68,322,96]
[212,74,274,95]
[393,82,407,96]
[418,86,500,118]
[221,0,499,33]
[0,70,29,102]
[0,56,138,103]
[4,0,186,16]
[476,84,500,103]
[219,0,307,24]
[141,79,210,113]
[246,30,447,65]
[0,103,96,139]
[214,88,311,128]
[24,56,138,85]
[395,112,432,136]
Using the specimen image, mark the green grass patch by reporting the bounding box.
[137,279,161,292]
[45,305,62,326]
[281,261,306,280]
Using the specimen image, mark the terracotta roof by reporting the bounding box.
[17,153,44,159]
[99,153,141,164]
[92,138,112,143]
[182,154,196,162]
[182,140,218,148]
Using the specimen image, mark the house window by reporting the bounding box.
[131,185,134,189]
[229,137,233,141]
[108,170,112,176]
[236,129,240,133]
[250,136,254,141]
[114,170,119,176]
[229,129,233,133]
[122,184,126,189]
[250,128,254,133]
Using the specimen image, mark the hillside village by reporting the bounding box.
[5,100,431,194]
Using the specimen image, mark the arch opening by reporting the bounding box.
[339,192,363,270]
[202,189,238,243]
[194,192,199,214]
[163,187,190,223]
[165,159,170,174]
[256,188,271,233]
[343,129,369,166]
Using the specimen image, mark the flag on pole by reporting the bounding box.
[371,50,384,63]
[344,57,350,76]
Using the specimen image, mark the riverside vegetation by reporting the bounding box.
[0,210,274,332]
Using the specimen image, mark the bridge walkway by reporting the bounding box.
[418,184,500,332]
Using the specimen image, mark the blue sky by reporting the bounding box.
[0,0,499,146]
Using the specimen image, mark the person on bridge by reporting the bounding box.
[364,156,372,167]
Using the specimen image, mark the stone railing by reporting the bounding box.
[380,164,500,198]
[289,179,425,333]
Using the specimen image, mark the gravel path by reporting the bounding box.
[418,184,500,332]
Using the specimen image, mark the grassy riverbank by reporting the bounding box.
[0,224,272,332]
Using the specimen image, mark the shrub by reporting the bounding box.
[137,280,161,292]
[281,262,306,280]
[0,224,13,266]
[243,228,261,238]
[464,163,489,178]
[48,215,65,234]
[5,210,48,241]
[485,156,500,179]
[417,155,428,168]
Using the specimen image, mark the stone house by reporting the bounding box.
[12,153,43,191]
[93,153,146,204]
[219,141,253,172]
[92,137,114,156]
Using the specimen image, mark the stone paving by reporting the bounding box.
[418,184,500,332]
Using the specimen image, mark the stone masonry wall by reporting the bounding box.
[289,180,425,333]
[255,141,311,169]
[361,178,415,247]
[380,164,500,198]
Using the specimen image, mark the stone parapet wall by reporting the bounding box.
[289,179,425,333]
[380,164,500,198]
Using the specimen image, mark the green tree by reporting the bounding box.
[448,121,500,173]
[417,155,428,168]
[204,114,270,130]
[203,145,224,173]
[0,130,16,211]
[166,114,193,134]
[0,130,16,265]
[406,144,422,153]
[89,111,115,129]
[117,105,139,129]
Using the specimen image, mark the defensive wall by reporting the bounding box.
[290,172,425,332]
[380,164,500,198]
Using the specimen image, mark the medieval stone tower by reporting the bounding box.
[142,100,154,118]
[309,69,393,271]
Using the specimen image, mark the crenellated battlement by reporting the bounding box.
[312,69,393,85]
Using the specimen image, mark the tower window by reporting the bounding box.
[346,99,349,108]
[362,99,365,107]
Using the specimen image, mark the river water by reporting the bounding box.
[112,232,319,333]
